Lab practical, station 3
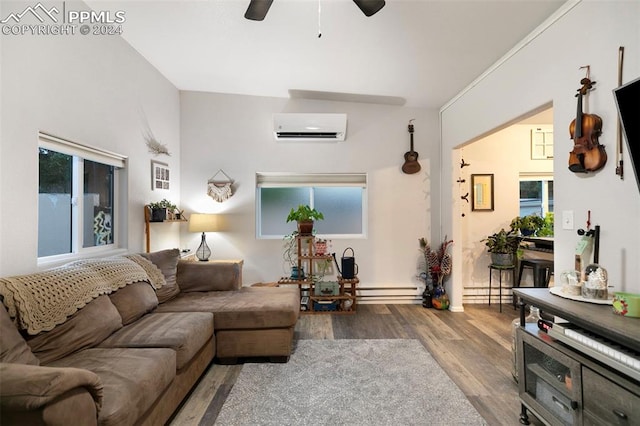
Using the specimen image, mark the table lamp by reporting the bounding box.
[188,214,219,261]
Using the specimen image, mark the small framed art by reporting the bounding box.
[151,160,170,191]
[471,174,494,211]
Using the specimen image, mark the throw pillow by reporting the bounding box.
[27,295,122,364]
[140,249,181,303]
[109,282,158,325]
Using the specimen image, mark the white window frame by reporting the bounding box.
[519,172,553,217]
[255,172,368,239]
[530,127,554,160]
[38,132,127,267]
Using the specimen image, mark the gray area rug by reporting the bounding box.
[215,339,486,425]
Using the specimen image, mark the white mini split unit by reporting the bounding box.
[273,113,347,141]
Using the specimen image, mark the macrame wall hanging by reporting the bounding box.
[207,169,234,202]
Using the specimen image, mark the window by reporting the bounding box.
[519,173,553,217]
[530,127,554,160]
[256,173,367,238]
[38,133,126,260]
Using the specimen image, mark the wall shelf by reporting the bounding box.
[143,205,187,253]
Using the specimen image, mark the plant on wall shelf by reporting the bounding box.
[149,199,177,211]
[148,199,178,222]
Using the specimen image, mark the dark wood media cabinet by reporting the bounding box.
[513,288,640,425]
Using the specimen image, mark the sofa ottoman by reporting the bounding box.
[147,253,300,362]
[157,286,300,362]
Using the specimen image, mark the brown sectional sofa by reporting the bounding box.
[0,249,300,425]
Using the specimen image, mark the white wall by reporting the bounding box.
[461,124,553,303]
[0,1,181,275]
[180,91,439,299]
[441,1,640,310]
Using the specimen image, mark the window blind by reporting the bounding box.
[39,132,127,168]
[256,172,367,187]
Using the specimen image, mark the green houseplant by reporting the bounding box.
[510,214,545,236]
[537,212,554,237]
[286,204,324,236]
[482,228,521,266]
[282,231,302,278]
[148,199,177,222]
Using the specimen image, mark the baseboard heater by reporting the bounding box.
[355,286,421,304]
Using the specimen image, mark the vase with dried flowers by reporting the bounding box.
[419,236,453,310]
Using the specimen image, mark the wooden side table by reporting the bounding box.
[488,264,516,312]
[251,282,279,287]
[181,256,243,265]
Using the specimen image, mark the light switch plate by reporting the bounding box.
[562,210,574,230]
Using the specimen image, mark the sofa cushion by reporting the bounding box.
[176,260,242,292]
[156,286,300,330]
[46,347,175,426]
[0,304,39,365]
[26,295,123,364]
[98,312,213,370]
[140,249,180,303]
[108,282,158,325]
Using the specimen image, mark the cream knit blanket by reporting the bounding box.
[0,255,166,335]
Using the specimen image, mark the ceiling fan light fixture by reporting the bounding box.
[353,0,386,17]
[245,0,385,21]
[245,0,273,21]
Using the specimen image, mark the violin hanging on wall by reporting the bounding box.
[568,68,607,173]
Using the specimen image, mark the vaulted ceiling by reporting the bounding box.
[92,0,565,109]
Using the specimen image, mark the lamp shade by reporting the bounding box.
[188,214,219,233]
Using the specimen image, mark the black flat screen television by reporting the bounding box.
[613,75,640,192]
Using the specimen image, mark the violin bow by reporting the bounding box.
[616,46,625,179]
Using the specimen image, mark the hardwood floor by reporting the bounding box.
[169,303,543,425]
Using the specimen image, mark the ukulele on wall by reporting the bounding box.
[402,119,421,174]
[568,68,607,173]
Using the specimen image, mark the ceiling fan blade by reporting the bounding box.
[353,0,385,17]
[245,0,273,21]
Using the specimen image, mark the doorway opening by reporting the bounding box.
[455,106,554,305]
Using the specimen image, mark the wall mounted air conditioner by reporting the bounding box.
[273,113,347,141]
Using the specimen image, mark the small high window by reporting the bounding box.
[256,173,367,238]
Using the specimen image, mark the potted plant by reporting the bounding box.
[282,231,303,278]
[419,237,453,310]
[510,214,545,236]
[148,199,177,222]
[286,204,324,236]
[482,228,521,266]
[537,212,554,237]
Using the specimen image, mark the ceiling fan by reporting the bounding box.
[245,0,386,21]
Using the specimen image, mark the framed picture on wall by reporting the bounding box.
[151,160,170,191]
[471,174,494,211]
